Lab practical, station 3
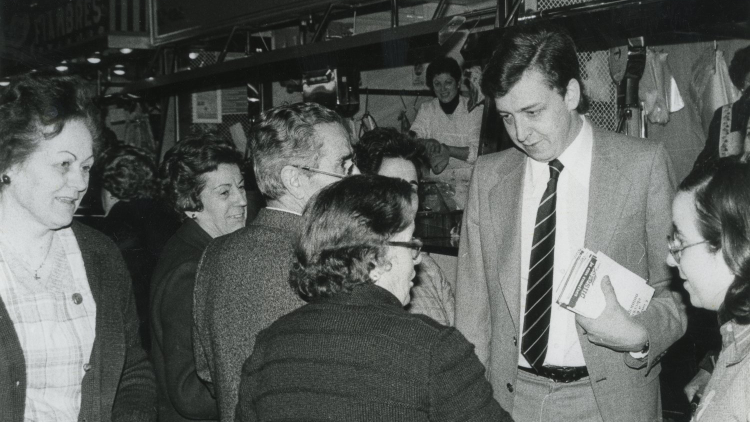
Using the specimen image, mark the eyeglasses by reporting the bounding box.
[667,233,709,264]
[293,165,347,179]
[386,237,423,260]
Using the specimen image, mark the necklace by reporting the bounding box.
[31,239,54,281]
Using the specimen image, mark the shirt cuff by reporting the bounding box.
[628,340,650,360]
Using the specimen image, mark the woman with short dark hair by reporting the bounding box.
[355,127,454,326]
[98,144,159,216]
[0,74,156,421]
[95,144,166,351]
[410,56,483,209]
[236,175,510,422]
[667,158,750,422]
[150,136,247,422]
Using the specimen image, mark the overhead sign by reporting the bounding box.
[4,0,106,53]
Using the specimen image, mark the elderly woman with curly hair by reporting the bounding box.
[355,127,455,326]
[667,158,750,422]
[235,175,510,422]
[150,136,247,422]
[0,74,156,421]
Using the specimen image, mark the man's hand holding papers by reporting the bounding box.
[576,277,649,353]
[556,248,656,353]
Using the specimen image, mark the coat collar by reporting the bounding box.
[251,207,303,234]
[584,126,633,253]
[721,320,750,367]
[488,148,526,329]
[175,218,213,252]
[318,283,403,309]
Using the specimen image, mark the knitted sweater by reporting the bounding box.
[236,283,510,422]
[193,208,305,422]
[0,221,157,422]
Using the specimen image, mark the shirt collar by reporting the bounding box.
[721,320,750,366]
[527,115,592,183]
[265,206,302,216]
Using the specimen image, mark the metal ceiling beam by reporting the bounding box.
[122,17,453,97]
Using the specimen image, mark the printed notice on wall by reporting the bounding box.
[192,90,222,123]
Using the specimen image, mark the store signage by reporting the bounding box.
[4,0,106,52]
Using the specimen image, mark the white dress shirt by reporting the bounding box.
[518,116,593,368]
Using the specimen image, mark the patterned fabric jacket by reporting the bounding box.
[0,221,157,422]
[692,320,750,422]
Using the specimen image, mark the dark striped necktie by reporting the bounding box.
[522,159,564,369]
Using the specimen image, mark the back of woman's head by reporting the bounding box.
[0,74,102,188]
[98,145,158,201]
[354,127,429,177]
[291,174,416,302]
[160,135,243,214]
[679,158,750,324]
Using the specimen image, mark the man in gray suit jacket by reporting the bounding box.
[455,25,687,422]
[193,102,360,422]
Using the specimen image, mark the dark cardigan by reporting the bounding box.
[0,221,157,422]
[236,283,511,422]
[150,219,218,422]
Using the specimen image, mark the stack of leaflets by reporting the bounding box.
[556,248,655,319]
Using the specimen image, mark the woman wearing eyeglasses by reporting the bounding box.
[667,158,750,422]
[235,175,509,422]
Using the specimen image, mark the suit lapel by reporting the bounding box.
[488,150,526,330]
[585,127,633,253]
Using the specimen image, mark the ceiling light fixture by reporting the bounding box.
[0,80,9,87]
[87,52,102,64]
[247,83,260,103]
[188,51,200,60]
[119,48,133,54]
[113,64,125,76]
[55,61,69,72]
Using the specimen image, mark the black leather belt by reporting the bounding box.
[518,365,589,383]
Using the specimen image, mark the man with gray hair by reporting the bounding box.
[192,102,359,422]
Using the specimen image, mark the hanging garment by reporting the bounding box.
[638,48,684,125]
[690,48,741,136]
[123,103,156,154]
[692,90,750,169]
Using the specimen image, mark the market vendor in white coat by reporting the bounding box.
[410,56,483,209]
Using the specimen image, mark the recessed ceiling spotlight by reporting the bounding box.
[119,48,133,54]
[113,64,126,75]
[87,52,102,64]
[188,51,200,60]
[55,61,69,72]
[0,80,9,87]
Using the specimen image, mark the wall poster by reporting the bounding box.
[192,90,222,123]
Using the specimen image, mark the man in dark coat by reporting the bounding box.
[192,102,360,422]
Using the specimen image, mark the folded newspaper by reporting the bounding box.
[556,248,655,319]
